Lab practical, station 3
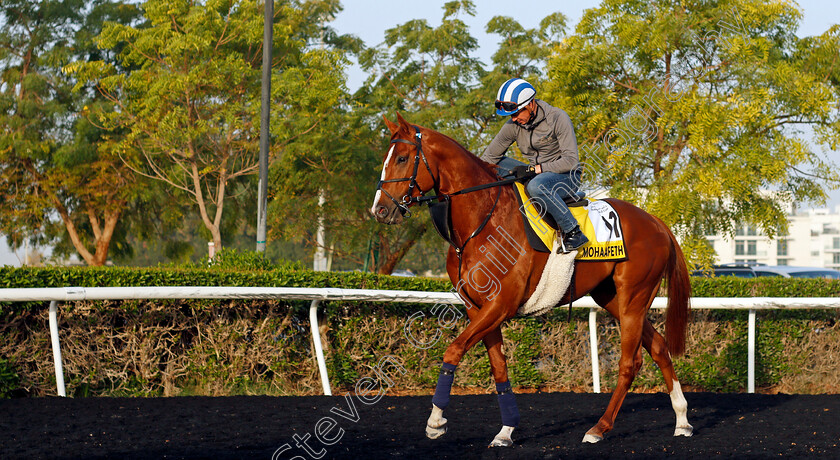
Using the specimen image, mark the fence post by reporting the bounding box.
[309,299,332,395]
[589,307,601,393]
[48,301,66,397]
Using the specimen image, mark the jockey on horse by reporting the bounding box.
[372,86,693,446]
[481,77,589,253]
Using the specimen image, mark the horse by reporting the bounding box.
[370,113,693,446]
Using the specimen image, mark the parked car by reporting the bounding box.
[690,264,757,278]
[390,269,416,277]
[751,265,840,279]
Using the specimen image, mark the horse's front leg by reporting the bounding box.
[426,302,510,440]
[425,370,451,439]
[484,326,519,447]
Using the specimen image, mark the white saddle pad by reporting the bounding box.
[517,244,576,317]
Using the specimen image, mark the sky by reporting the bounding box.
[1,0,838,266]
[331,0,840,89]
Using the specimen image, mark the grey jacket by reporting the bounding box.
[480,100,579,174]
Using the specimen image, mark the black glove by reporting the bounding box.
[510,165,535,179]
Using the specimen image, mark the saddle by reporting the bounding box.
[512,183,628,261]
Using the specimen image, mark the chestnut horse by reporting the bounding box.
[371,113,693,446]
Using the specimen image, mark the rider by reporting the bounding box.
[480,77,589,253]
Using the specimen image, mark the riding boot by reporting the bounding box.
[558,225,588,254]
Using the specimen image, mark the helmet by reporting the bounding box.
[495,78,536,116]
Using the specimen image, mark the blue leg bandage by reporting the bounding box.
[496,381,520,427]
[431,362,457,409]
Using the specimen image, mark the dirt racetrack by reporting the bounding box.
[2,392,839,459]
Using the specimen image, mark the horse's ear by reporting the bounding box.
[396,112,411,130]
[383,115,399,135]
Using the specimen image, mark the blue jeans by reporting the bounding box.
[497,157,581,233]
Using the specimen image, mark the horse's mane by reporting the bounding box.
[421,127,502,180]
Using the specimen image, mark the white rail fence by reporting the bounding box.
[1,287,838,397]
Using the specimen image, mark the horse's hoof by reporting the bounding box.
[426,424,447,439]
[489,435,513,447]
[674,424,694,437]
[488,425,515,447]
[582,433,603,443]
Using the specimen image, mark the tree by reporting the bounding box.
[268,1,482,274]
[0,0,144,266]
[272,1,488,274]
[543,0,840,263]
[70,0,346,252]
[269,1,569,274]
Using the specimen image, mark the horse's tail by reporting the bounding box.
[663,224,691,356]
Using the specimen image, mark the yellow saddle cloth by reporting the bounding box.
[513,182,627,261]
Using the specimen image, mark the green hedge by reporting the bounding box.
[0,265,452,291]
[689,276,840,297]
[4,265,839,297]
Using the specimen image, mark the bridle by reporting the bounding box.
[375,125,437,218]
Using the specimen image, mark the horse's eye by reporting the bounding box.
[396,156,408,164]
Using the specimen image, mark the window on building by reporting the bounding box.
[777,239,788,256]
[736,227,745,236]
[777,259,789,266]
[735,241,745,256]
[747,240,757,256]
[834,237,840,250]
[834,253,840,265]
[747,226,758,236]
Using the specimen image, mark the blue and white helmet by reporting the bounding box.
[495,78,536,116]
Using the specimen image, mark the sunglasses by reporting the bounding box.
[494,100,521,112]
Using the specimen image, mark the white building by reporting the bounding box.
[708,205,840,269]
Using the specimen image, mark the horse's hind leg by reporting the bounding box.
[584,282,658,443]
[582,311,645,443]
[641,319,693,437]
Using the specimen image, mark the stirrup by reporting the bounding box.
[556,235,571,254]
[558,227,587,254]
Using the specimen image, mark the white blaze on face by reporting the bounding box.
[370,144,396,215]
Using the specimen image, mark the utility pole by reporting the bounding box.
[256,0,273,253]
